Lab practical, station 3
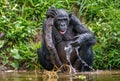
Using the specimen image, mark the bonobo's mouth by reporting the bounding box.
[59,30,66,34]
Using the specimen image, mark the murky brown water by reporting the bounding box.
[0,70,120,81]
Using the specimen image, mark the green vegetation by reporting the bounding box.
[0,0,120,70]
[84,0,120,70]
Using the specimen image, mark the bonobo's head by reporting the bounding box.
[54,9,71,34]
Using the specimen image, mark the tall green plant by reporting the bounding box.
[0,0,76,70]
[75,0,120,69]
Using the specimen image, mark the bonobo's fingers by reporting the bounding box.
[46,7,57,18]
[60,64,71,73]
[70,40,80,47]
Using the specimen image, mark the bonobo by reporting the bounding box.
[37,7,96,72]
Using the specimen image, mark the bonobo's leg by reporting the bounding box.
[73,44,93,71]
[37,48,54,70]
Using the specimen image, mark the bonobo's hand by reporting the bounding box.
[70,40,80,47]
[46,7,57,18]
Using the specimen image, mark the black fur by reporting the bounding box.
[37,7,96,71]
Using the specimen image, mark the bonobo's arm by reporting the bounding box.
[70,15,96,46]
[44,7,62,67]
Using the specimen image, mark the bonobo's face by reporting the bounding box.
[54,18,68,34]
[54,9,70,34]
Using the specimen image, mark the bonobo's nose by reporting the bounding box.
[60,23,66,28]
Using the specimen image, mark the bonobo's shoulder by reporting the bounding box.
[69,14,83,25]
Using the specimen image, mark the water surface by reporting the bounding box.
[0,70,120,81]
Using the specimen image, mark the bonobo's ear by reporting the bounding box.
[69,13,72,18]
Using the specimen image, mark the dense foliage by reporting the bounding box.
[0,0,120,70]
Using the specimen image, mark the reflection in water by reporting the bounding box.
[0,70,120,81]
[42,77,58,81]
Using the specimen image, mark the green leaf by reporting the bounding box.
[0,40,5,48]
[11,61,19,69]
[11,49,22,59]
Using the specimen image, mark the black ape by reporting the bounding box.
[37,7,96,71]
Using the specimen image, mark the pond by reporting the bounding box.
[0,70,120,81]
